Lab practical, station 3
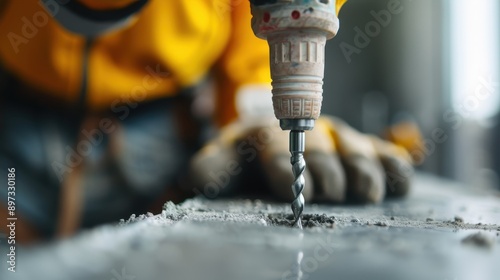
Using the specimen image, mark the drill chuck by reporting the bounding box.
[250,0,339,131]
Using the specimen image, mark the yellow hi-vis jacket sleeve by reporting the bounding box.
[0,0,271,126]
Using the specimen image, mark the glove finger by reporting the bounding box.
[305,151,346,203]
[185,121,253,198]
[342,155,385,203]
[321,117,385,203]
[186,140,242,198]
[187,118,290,199]
[370,136,414,197]
[259,128,314,202]
[304,122,346,203]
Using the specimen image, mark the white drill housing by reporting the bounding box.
[250,0,339,130]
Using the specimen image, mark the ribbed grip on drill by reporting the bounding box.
[268,33,326,120]
[272,76,323,119]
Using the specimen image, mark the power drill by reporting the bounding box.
[249,0,344,228]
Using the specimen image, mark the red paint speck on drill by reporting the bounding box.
[263,12,270,23]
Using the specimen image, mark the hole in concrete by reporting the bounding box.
[267,213,336,228]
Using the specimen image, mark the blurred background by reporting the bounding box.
[324,0,500,190]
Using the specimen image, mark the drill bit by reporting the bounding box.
[290,130,306,229]
[250,0,344,230]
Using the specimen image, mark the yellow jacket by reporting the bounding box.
[0,0,272,125]
[0,0,346,125]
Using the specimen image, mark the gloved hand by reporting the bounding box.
[186,116,416,204]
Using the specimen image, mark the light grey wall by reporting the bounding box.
[322,0,446,174]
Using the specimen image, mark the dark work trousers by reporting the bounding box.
[0,78,210,238]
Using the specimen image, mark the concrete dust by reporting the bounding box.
[115,197,500,233]
[122,174,500,234]
[120,212,154,224]
[267,213,335,228]
[375,221,388,227]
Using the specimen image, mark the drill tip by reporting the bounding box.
[295,218,303,229]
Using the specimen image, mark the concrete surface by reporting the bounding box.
[2,173,500,280]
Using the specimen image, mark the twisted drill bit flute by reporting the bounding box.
[250,0,342,227]
[290,130,306,229]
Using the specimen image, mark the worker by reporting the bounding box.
[0,0,415,243]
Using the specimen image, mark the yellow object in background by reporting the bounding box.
[385,121,425,165]
[0,0,271,125]
[336,0,348,15]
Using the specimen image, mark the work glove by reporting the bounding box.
[186,116,418,204]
